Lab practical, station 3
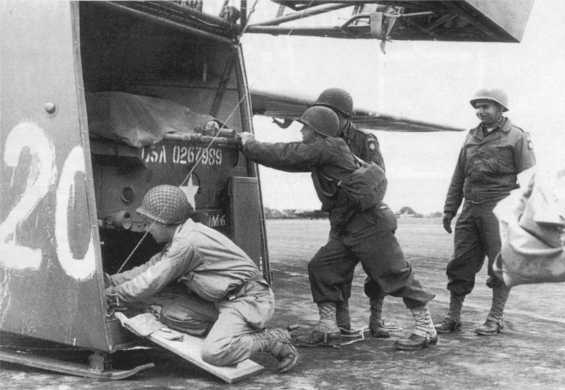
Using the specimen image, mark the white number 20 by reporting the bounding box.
[0,122,95,280]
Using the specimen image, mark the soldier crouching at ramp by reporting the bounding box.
[105,185,299,373]
[240,106,438,351]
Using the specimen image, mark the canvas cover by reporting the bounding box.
[87,91,215,147]
[494,168,565,287]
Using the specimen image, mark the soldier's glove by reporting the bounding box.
[442,212,454,234]
[105,289,123,311]
[239,132,255,146]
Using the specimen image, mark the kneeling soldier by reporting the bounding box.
[106,185,298,372]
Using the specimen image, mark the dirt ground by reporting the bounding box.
[2,218,565,389]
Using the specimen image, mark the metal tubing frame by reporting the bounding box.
[106,2,236,44]
[251,3,351,26]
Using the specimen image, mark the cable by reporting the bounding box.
[241,0,260,34]
[115,93,247,274]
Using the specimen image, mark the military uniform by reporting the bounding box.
[106,219,276,366]
[341,121,385,170]
[243,137,434,309]
[444,118,535,296]
[338,121,388,330]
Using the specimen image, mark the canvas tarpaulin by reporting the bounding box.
[494,167,565,287]
[86,91,215,148]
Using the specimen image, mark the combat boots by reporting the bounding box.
[294,302,341,345]
[435,293,464,334]
[369,297,390,338]
[394,305,438,351]
[475,285,510,336]
[336,300,351,333]
[250,328,299,372]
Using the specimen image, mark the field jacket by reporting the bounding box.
[107,220,261,303]
[243,137,359,230]
[444,118,536,214]
[341,122,385,170]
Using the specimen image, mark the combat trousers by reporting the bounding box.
[309,206,434,309]
[447,201,505,296]
[201,280,275,366]
[137,281,274,366]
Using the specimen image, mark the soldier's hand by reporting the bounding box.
[103,272,115,288]
[442,213,454,234]
[105,289,121,309]
[239,132,255,146]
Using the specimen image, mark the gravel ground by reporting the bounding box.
[2,218,565,389]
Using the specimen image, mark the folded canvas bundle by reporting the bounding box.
[494,167,565,287]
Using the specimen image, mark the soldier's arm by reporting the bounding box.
[443,144,466,215]
[514,132,536,173]
[243,139,324,172]
[106,245,196,303]
[109,252,163,286]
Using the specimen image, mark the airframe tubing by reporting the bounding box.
[106,2,236,44]
[251,3,350,26]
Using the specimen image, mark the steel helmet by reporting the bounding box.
[297,106,340,138]
[137,185,193,225]
[314,88,354,118]
[470,89,509,112]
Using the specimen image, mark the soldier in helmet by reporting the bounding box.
[436,89,536,336]
[313,88,388,337]
[240,106,438,350]
[105,185,298,372]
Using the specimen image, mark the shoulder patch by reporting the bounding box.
[525,132,533,150]
[366,134,379,150]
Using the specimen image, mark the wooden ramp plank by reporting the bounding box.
[114,312,264,383]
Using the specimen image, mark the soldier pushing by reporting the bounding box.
[312,88,389,337]
[240,106,438,350]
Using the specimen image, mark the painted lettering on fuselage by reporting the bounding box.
[0,122,95,280]
[141,145,167,164]
[208,213,227,228]
[141,144,223,167]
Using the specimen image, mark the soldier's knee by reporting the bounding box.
[486,275,504,289]
[201,341,233,366]
[364,280,382,297]
[446,261,464,277]
[448,281,473,296]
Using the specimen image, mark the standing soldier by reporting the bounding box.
[313,88,388,338]
[240,106,438,350]
[436,89,536,335]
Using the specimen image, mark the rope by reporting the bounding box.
[115,93,247,273]
[114,0,264,280]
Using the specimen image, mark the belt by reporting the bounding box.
[225,273,267,301]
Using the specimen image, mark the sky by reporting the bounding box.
[232,0,565,213]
